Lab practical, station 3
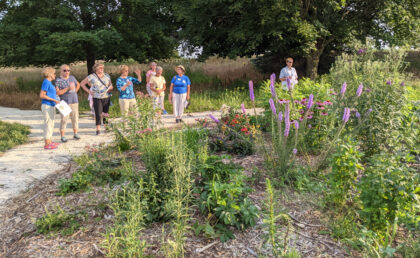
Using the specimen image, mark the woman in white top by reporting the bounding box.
[279,57,298,91]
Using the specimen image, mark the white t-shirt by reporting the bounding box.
[279,66,298,90]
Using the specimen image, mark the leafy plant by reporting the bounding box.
[35,207,83,236]
[0,120,30,152]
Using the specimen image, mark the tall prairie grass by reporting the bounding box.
[0,57,265,110]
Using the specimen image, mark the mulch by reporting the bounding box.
[0,150,353,257]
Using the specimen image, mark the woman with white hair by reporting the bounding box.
[80,62,113,135]
[169,65,190,123]
[116,65,142,116]
[149,66,166,114]
[55,64,81,142]
[39,67,60,149]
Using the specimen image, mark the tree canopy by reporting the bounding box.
[0,0,179,73]
[174,0,420,78]
[0,0,418,76]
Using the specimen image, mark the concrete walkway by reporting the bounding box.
[0,106,229,209]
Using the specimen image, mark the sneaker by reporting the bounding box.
[175,119,180,123]
[51,142,60,146]
[61,136,68,143]
[179,119,183,123]
[44,143,58,150]
[162,110,168,115]
[73,134,81,140]
[96,130,100,135]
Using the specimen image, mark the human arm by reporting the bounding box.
[133,69,142,83]
[80,77,92,95]
[279,68,287,81]
[169,83,174,104]
[187,85,190,100]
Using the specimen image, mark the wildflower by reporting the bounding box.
[357,48,366,54]
[307,115,313,119]
[306,94,314,109]
[400,82,405,86]
[294,120,299,130]
[286,78,292,91]
[292,148,297,155]
[317,106,325,110]
[249,80,255,102]
[270,73,277,98]
[308,124,312,128]
[324,100,332,105]
[269,98,276,115]
[356,83,363,97]
[320,112,328,116]
[241,127,248,133]
[299,116,304,121]
[356,112,361,118]
[342,107,350,122]
[298,109,304,114]
[278,111,283,122]
[340,82,347,96]
[208,114,220,123]
[284,103,290,122]
[284,120,290,137]
[294,100,299,104]
[365,88,371,93]
[367,108,373,114]
[386,80,392,85]
[241,103,246,114]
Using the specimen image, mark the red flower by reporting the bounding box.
[241,127,248,132]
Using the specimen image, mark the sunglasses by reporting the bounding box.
[63,69,71,72]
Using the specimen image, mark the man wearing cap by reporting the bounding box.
[169,65,191,123]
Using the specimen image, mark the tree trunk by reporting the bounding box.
[305,38,330,79]
[306,52,320,80]
[85,44,96,75]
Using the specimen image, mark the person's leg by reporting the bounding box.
[178,93,187,120]
[60,112,69,138]
[93,98,103,132]
[119,98,129,117]
[102,97,111,126]
[173,93,180,119]
[42,104,55,147]
[70,103,79,137]
[129,98,137,114]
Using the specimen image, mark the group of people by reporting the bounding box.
[39,62,191,150]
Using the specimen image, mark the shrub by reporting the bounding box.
[0,120,30,152]
[358,153,420,233]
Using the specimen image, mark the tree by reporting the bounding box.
[174,0,420,79]
[0,0,178,73]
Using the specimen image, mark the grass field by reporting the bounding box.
[0,57,266,112]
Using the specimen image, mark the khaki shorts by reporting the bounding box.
[119,98,137,116]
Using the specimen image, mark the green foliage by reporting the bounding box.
[35,207,83,236]
[326,137,363,208]
[195,155,258,241]
[0,0,178,72]
[358,153,420,233]
[0,120,30,152]
[57,149,134,195]
[329,47,418,158]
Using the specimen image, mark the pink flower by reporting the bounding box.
[321,112,328,116]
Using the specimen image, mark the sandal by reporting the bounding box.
[44,144,58,150]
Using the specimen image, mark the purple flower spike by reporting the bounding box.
[208,114,219,123]
[278,111,283,122]
[241,103,246,114]
[400,82,405,86]
[284,120,290,137]
[269,98,276,115]
[285,103,290,122]
[249,80,255,102]
[286,78,292,91]
[356,83,363,97]
[386,80,392,85]
[306,94,314,109]
[270,73,277,98]
[340,82,347,96]
[355,112,361,118]
[292,148,297,155]
[342,107,350,122]
[294,120,299,130]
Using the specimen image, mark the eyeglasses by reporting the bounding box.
[63,69,70,72]
[287,61,293,63]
